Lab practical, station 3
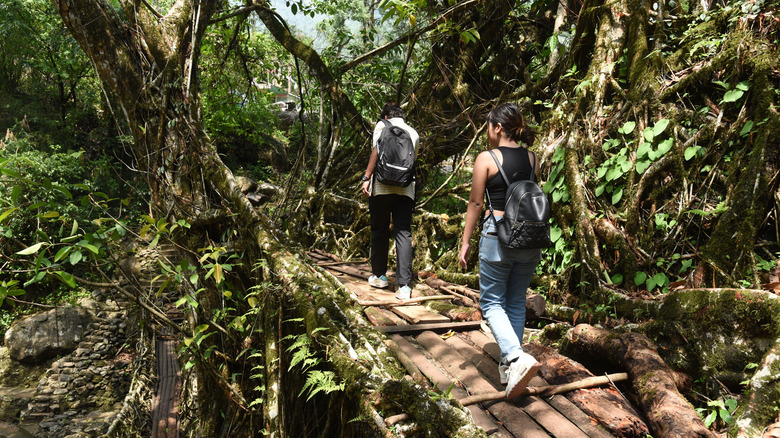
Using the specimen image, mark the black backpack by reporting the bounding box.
[486,149,552,249]
[375,119,415,187]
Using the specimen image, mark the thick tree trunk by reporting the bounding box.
[568,324,715,438]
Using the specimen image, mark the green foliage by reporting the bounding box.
[200,26,289,176]
[696,397,738,429]
[544,146,569,203]
[715,80,750,104]
[0,137,136,295]
[0,0,98,110]
[283,328,345,401]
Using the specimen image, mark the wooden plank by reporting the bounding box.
[463,334,615,437]
[465,329,501,362]
[359,295,453,307]
[375,321,483,334]
[545,393,616,438]
[415,331,551,437]
[389,335,500,435]
[364,307,404,326]
[392,305,451,324]
[440,333,589,438]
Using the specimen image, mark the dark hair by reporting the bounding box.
[381,103,403,119]
[487,103,535,146]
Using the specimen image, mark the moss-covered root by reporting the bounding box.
[567,324,716,438]
[378,379,487,437]
[731,339,780,438]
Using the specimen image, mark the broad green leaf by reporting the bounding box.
[595,183,606,197]
[643,127,655,143]
[55,271,77,288]
[69,251,83,265]
[248,296,259,308]
[657,138,674,156]
[735,81,750,91]
[636,142,652,159]
[24,271,46,287]
[647,277,657,291]
[0,207,18,224]
[53,185,72,199]
[16,242,45,255]
[78,242,99,254]
[611,187,623,204]
[612,273,624,284]
[620,157,632,173]
[605,167,623,182]
[618,121,636,135]
[684,146,701,161]
[70,220,79,236]
[11,185,21,204]
[740,120,753,137]
[704,410,717,427]
[634,271,647,286]
[723,89,743,102]
[40,211,60,219]
[652,118,669,137]
[636,159,651,174]
[653,272,669,287]
[0,167,21,178]
[54,246,71,262]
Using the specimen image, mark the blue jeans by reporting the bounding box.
[479,215,541,365]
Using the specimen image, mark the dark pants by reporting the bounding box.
[369,194,414,286]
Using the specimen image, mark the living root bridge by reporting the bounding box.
[258,229,484,437]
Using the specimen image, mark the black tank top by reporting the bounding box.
[485,146,533,211]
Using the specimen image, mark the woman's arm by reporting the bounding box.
[458,151,491,268]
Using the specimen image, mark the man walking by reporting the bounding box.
[361,103,419,299]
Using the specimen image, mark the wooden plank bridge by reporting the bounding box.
[307,249,639,438]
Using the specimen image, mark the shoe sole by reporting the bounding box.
[506,362,541,399]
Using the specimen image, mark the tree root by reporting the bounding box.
[567,324,716,438]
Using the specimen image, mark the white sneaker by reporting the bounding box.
[395,285,411,300]
[368,275,388,288]
[505,352,541,399]
[498,363,509,384]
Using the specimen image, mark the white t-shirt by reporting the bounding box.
[370,117,420,199]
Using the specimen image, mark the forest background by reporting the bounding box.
[0,0,779,436]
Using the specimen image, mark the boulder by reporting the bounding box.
[4,307,94,364]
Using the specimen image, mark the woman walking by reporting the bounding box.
[458,103,543,398]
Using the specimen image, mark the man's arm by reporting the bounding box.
[362,146,378,197]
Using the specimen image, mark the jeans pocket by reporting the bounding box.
[479,234,503,263]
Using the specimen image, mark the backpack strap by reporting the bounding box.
[483,150,510,223]
[488,150,511,187]
[528,150,537,183]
